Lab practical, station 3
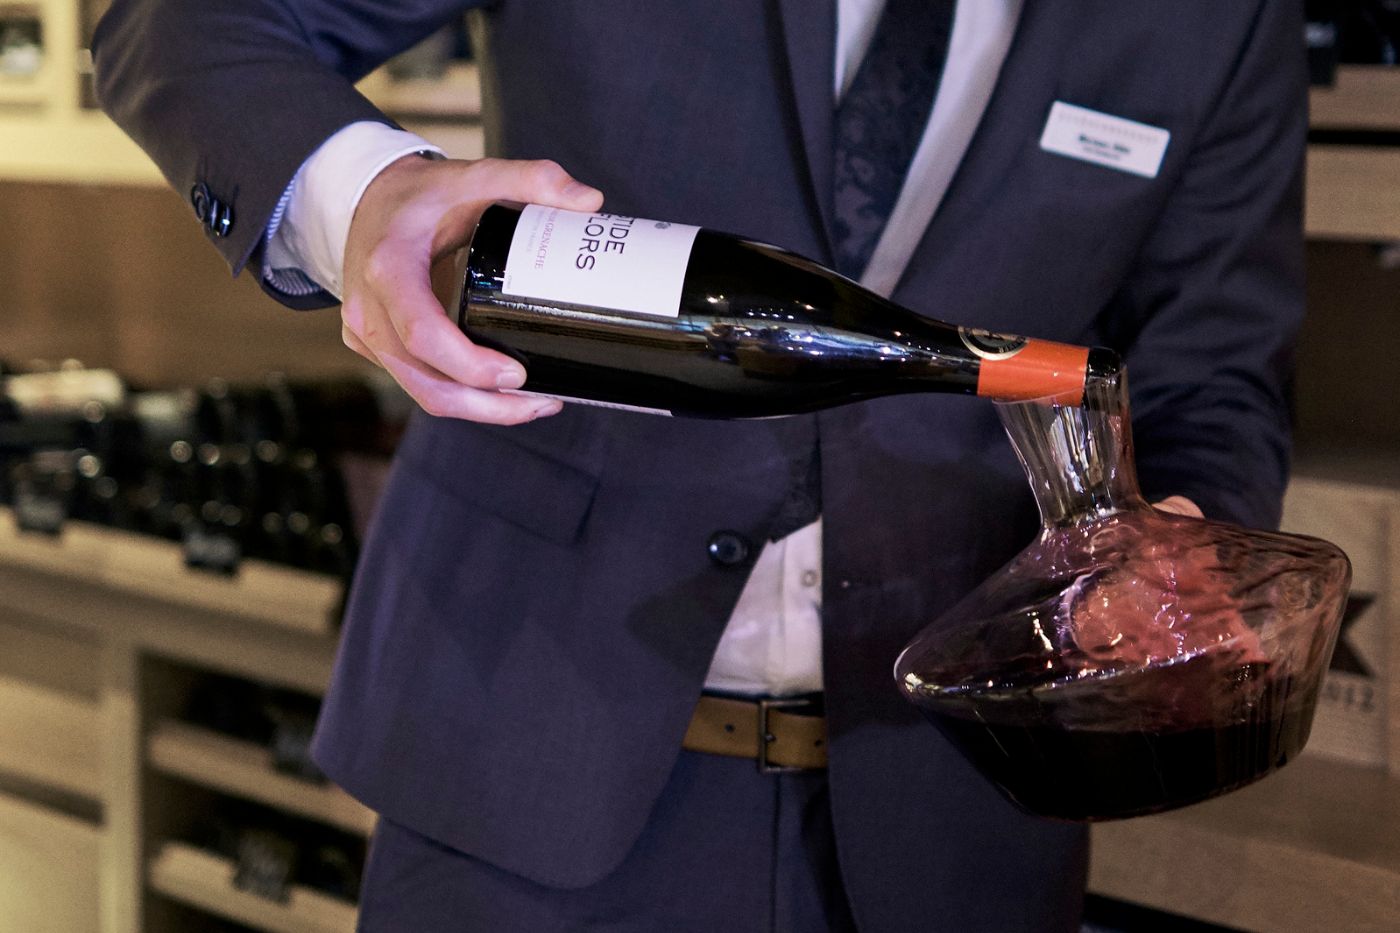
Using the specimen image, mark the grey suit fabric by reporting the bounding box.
[93,1,1309,930]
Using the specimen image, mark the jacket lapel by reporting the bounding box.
[892,0,1064,295]
[773,0,837,260]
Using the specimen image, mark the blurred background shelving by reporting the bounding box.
[1307,66,1400,241]
[0,0,484,185]
[0,517,364,932]
[0,4,1398,932]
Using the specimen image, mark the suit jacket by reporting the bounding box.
[94,2,1307,929]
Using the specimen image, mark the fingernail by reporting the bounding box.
[495,368,526,390]
[531,401,563,419]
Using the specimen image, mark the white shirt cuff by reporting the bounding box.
[263,122,444,301]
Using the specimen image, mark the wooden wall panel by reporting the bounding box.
[1296,241,1400,455]
[0,181,366,388]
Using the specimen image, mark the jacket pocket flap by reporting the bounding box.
[396,420,600,545]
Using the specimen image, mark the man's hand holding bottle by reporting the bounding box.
[340,155,603,425]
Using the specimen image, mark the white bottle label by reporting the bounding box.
[501,205,700,317]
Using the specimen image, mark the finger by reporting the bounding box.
[360,236,529,390]
[380,345,563,425]
[353,157,608,395]
[464,158,604,214]
[1153,496,1204,518]
[342,325,383,367]
[402,161,605,382]
[363,313,561,425]
[427,158,606,258]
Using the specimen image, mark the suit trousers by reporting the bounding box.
[356,750,858,933]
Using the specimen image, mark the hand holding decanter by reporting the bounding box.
[895,371,1351,821]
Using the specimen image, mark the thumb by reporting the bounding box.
[429,158,605,259]
[1153,496,1204,519]
[467,158,605,212]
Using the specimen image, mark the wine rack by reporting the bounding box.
[0,512,343,638]
[0,789,103,932]
[146,720,374,838]
[0,654,101,801]
[143,732,367,933]
[0,506,359,933]
[0,606,103,931]
[148,842,357,933]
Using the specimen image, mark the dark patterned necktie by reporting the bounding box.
[832,0,957,280]
[767,0,957,542]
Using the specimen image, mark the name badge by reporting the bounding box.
[1039,101,1170,179]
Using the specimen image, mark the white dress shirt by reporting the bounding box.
[264,0,1023,697]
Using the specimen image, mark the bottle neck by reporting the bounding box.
[996,370,1147,528]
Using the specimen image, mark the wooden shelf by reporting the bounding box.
[1312,66,1400,132]
[148,841,356,933]
[1304,67,1400,242]
[0,0,164,186]
[0,790,101,933]
[1090,754,1400,932]
[0,42,483,185]
[1306,144,1400,242]
[0,674,101,802]
[146,720,374,837]
[1293,444,1400,492]
[0,111,164,186]
[0,510,343,639]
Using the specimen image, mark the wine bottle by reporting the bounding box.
[1338,0,1400,65]
[457,202,1121,418]
[1305,0,1340,84]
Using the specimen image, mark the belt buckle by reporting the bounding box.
[757,696,816,774]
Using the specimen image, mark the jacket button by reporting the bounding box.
[707,531,751,567]
[208,200,234,238]
[190,182,233,237]
[190,182,211,222]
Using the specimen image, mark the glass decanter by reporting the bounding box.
[894,373,1352,821]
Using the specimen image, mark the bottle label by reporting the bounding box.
[502,205,700,317]
[959,327,1029,360]
[974,337,1090,405]
[503,388,672,417]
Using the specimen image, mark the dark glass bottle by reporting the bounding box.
[459,202,1120,418]
[1338,0,1400,64]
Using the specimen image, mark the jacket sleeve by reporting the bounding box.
[92,0,479,305]
[1104,0,1308,529]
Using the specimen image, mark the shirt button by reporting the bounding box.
[801,569,820,588]
[706,531,751,567]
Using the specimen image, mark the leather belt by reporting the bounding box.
[682,694,828,773]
